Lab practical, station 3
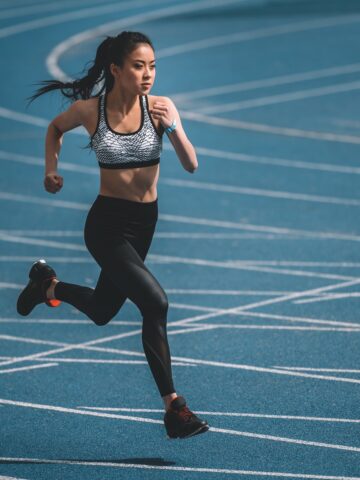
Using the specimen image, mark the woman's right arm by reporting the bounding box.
[44,100,85,194]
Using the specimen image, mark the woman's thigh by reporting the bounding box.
[84,196,163,315]
[99,236,167,314]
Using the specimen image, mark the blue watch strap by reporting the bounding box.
[165,119,177,134]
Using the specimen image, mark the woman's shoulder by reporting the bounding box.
[147,94,172,106]
[75,96,99,111]
[70,96,100,120]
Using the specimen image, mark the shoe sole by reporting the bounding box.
[167,424,209,440]
[17,280,38,316]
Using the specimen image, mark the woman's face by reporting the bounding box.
[112,43,156,95]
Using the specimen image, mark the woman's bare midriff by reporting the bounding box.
[99,162,160,203]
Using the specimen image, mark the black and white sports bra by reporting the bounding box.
[90,93,163,169]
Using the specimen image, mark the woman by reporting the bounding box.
[17,31,209,439]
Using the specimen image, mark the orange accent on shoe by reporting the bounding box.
[47,299,61,308]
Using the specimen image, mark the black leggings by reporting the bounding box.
[54,194,175,397]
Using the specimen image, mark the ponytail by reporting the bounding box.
[26,31,153,106]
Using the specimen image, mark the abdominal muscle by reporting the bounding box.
[99,163,160,203]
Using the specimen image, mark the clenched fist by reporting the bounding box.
[150,101,176,129]
[44,172,63,194]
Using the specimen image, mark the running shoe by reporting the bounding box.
[164,396,209,439]
[16,259,61,316]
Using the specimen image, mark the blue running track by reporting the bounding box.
[1,0,360,479]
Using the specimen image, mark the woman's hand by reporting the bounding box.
[44,172,63,194]
[150,101,176,129]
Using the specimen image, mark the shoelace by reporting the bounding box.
[177,406,194,422]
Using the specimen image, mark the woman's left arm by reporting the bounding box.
[150,97,198,173]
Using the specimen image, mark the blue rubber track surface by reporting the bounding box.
[1,0,360,479]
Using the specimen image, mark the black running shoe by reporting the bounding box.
[16,259,61,316]
[164,396,209,439]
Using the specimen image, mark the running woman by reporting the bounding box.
[17,31,209,439]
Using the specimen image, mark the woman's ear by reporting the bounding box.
[109,63,120,77]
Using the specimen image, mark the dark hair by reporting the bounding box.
[26,31,154,106]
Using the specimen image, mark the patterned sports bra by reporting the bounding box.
[90,93,163,169]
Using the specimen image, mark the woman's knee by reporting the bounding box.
[89,306,116,326]
[143,290,169,321]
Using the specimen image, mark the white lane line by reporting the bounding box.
[0,398,162,424]
[147,213,360,243]
[333,118,360,129]
[161,177,360,207]
[148,254,356,281]
[171,62,360,101]
[0,457,358,480]
[2,332,360,383]
[4,254,360,269]
[3,253,360,271]
[275,366,360,374]
[0,255,93,263]
[7,152,360,207]
[0,329,144,369]
[5,318,358,331]
[0,356,196,367]
[0,229,291,240]
[0,282,23,289]
[0,318,141,326]
[0,363,58,374]
[0,475,29,480]
[0,231,355,282]
[208,426,360,453]
[180,109,360,145]
[0,0,118,20]
[156,15,360,60]
[0,0,169,39]
[166,289,316,295]
[1,398,360,454]
[4,134,360,176]
[167,325,220,335]
[196,80,360,114]
[232,311,360,329]
[1,171,360,241]
[182,323,360,332]
[168,357,360,385]
[0,334,65,347]
[46,0,258,81]
[195,146,360,176]
[80,406,360,424]
[294,293,360,305]
[172,278,360,326]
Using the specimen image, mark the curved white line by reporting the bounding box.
[170,63,360,101]
[46,0,246,81]
[161,177,360,206]
[156,15,360,59]
[49,11,360,80]
[180,109,360,144]
[197,80,360,114]
[0,0,116,20]
[0,0,169,39]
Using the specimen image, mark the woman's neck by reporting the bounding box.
[106,87,139,116]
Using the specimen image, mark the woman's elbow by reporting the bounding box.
[186,164,198,174]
